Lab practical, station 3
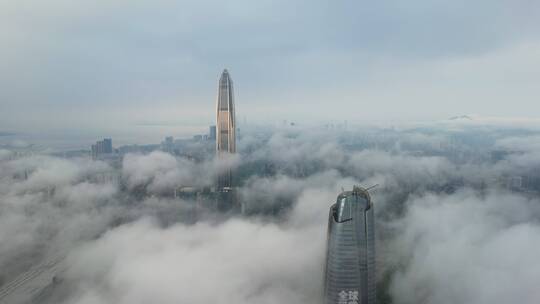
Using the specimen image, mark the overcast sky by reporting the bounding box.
[1,0,539,136]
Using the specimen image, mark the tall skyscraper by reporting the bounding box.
[91,138,113,159]
[324,186,376,304]
[216,69,236,189]
[103,138,113,153]
[209,125,217,141]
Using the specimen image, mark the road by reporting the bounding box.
[0,254,65,304]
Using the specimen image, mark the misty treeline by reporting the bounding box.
[1,125,540,304]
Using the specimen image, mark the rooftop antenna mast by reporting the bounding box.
[365,184,379,191]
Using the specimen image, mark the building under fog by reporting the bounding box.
[324,186,376,304]
[209,125,217,141]
[216,69,236,189]
[214,69,238,211]
[91,138,113,159]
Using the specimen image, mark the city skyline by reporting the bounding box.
[2,110,540,304]
[1,2,539,304]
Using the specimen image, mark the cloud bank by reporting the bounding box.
[1,125,540,303]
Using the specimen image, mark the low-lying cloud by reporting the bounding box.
[1,125,540,303]
[390,189,540,304]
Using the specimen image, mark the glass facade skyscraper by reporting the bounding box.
[324,186,376,304]
[216,69,236,189]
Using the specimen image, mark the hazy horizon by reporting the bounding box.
[2,0,540,134]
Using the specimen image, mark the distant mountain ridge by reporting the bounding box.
[448,115,473,121]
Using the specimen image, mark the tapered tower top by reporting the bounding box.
[218,69,234,111]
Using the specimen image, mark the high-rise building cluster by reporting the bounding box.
[91,138,113,159]
[185,125,217,143]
